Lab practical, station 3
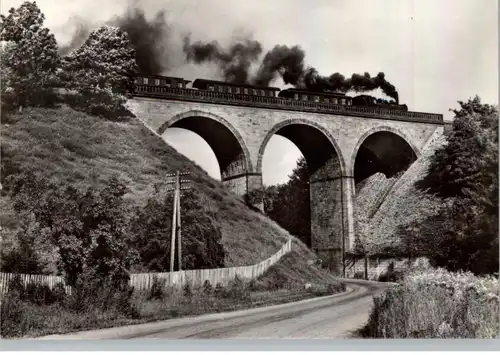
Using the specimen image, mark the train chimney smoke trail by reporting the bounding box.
[183,35,262,84]
[302,69,399,102]
[253,45,306,86]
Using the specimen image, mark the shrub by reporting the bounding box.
[148,276,165,301]
[328,282,346,294]
[202,280,213,295]
[226,275,250,300]
[214,283,225,298]
[183,283,192,298]
[68,272,139,319]
[353,271,365,280]
[360,268,499,338]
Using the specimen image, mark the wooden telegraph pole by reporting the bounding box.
[165,171,191,272]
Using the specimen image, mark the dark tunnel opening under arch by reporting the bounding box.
[354,131,417,184]
[168,116,249,181]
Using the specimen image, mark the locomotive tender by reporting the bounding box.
[134,74,408,111]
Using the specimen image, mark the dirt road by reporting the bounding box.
[36,279,391,339]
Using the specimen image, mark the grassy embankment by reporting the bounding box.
[0,105,344,338]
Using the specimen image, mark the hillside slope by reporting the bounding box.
[354,128,451,254]
[0,105,335,285]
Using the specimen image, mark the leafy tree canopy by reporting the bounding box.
[0,1,61,110]
[263,157,311,247]
[61,25,138,117]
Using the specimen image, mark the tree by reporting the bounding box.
[61,25,138,118]
[263,157,311,247]
[416,96,497,198]
[0,1,61,111]
[132,189,226,271]
[10,175,138,286]
[408,96,498,275]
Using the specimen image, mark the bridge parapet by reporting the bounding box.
[133,84,444,125]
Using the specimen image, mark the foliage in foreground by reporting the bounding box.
[1,170,226,278]
[360,267,499,338]
[404,97,499,275]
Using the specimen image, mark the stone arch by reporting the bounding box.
[351,126,420,183]
[257,119,348,273]
[257,119,346,177]
[158,110,253,181]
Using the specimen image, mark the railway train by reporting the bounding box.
[134,74,408,111]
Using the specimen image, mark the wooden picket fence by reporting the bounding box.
[0,239,292,296]
[130,239,292,290]
[0,272,72,296]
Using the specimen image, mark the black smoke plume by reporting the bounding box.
[183,35,262,84]
[110,7,171,75]
[302,69,399,102]
[253,45,306,86]
[183,38,399,101]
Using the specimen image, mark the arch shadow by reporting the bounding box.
[257,119,346,177]
[351,126,421,183]
[157,110,253,174]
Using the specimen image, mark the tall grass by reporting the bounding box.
[359,267,499,338]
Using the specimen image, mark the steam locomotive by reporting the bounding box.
[135,74,408,111]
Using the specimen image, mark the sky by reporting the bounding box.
[2,0,497,185]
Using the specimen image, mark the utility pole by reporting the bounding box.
[165,171,191,272]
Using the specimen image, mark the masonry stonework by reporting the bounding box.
[126,97,442,275]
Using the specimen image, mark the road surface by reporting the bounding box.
[36,279,391,339]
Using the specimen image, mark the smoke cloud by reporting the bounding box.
[109,7,171,75]
[253,45,306,86]
[60,3,399,101]
[302,69,399,102]
[183,38,399,101]
[59,20,91,56]
[182,35,262,84]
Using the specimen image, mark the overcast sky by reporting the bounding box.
[2,0,497,185]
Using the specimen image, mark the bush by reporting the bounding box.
[353,271,365,280]
[226,275,250,300]
[202,280,213,295]
[148,276,165,301]
[328,282,346,294]
[3,276,66,306]
[68,272,139,319]
[183,283,192,298]
[360,268,499,338]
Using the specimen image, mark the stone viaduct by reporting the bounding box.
[127,80,444,274]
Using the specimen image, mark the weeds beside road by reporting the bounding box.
[0,274,345,339]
